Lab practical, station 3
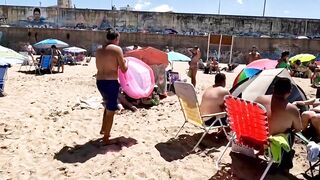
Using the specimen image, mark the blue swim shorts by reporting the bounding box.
[96,80,120,111]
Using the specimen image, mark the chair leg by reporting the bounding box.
[260,159,273,180]
[192,130,208,152]
[218,119,229,139]
[215,133,234,169]
[175,121,187,138]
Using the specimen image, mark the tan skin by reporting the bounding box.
[96,36,128,144]
[188,47,201,87]
[51,48,64,73]
[293,99,320,138]
[247,47,261,64]
[200,81,230,116]
[255,94,302,135]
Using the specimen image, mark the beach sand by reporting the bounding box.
[0,61,316,179]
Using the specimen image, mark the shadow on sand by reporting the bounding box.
[155,132,228,162]
[210,152,301,180]
[54,136,137,163]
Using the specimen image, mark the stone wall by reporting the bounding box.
[0,27,319,63]
[0,5,320,38]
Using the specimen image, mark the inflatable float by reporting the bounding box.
[118,57,155,99]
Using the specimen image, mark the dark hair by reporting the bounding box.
[281,51,290,58]
[106,28,119,41]
[295,60,301,65]
[34,8,41,14]
[273,77,292,96]
[51,45,57,49]
[215,73,226,84]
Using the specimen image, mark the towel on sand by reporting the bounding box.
[269,133,290,163]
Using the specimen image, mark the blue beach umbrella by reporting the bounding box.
[167,51,191,62]
[34,38,69,49]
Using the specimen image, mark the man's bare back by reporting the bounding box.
[96,44,127,80]
[200,86,230,115]
[255,95,302,135]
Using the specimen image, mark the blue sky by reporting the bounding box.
[2,0,320,19]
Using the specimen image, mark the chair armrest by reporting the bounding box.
[201,112,227,119]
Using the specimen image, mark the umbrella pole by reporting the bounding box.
[229,36,234,64]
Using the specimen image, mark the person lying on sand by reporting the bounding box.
[117,89,138,113]
[200,73,230,128]
[255,77,302,171]
[293,98,320,141]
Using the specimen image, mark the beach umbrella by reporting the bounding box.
[63,46,87,53]
[231,68,307,103]
[233,68,262,87]
[246,58,278,70]
[167,51,191,62]
[125,47,169,66]
[34,38,69,49]
[289,54,316,63]
[0,45,27,65]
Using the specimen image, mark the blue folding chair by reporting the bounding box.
[0,65,9,94]
[37,55,52,75]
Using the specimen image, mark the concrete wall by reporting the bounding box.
[0,27,319,63]
[0,5,320,38]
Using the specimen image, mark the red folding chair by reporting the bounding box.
[216,95,273,180]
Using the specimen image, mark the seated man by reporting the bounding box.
[200,73,230,126]
[205,57,220,74]
[255,78,302,170]
[293,98,320,140]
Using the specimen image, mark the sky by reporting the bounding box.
[2,0,320,19]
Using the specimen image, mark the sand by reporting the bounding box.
[0,60,316,179]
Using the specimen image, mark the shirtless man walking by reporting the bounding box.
[200,73,230,126]
[188,46,201,87]
[96,29,128,143]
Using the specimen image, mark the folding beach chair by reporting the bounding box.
[0,65,9,94]
[167,71,180,92]
[295,132,320,178]
[174,81,228,151]
[37,55,52,75]
[216,95,274,180]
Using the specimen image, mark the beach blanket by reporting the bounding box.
[75,96,104,110]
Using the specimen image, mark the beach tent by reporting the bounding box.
[231,68,307,103]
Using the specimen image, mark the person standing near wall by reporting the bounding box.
[187,46,201,87]
[247,46,261,64]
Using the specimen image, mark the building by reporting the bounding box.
[57,0,72,8]
[120,5,134,11]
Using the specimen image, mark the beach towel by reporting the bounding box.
[150,64,167,95]
[307,141,320,162]
[269,133,290,163]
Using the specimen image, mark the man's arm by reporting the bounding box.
[290,105,303,132]
[219,89,230,110]
[293,98,316,106]
[115,47,127,73]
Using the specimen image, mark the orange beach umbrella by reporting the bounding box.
[125,47,169,66]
